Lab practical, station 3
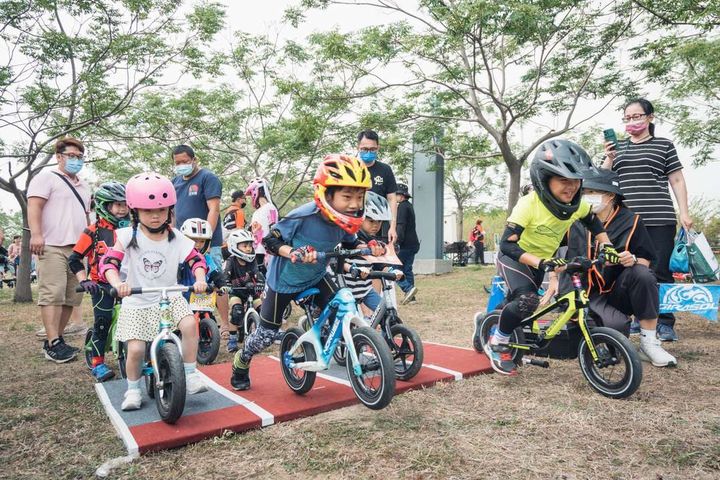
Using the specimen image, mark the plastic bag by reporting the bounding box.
[669,228,689,274]
[687,229,720,283]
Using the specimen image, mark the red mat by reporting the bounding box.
[95,342,492,455]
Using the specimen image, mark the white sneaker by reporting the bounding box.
[121,388,142,411]
[639,336,677,367]
[186,371,208,395]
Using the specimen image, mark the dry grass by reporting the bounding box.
[1,267,719,479]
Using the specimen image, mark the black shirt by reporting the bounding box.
[367,161,398,199]
[396,200,420,249]
[223,256,260,287]
[0,244,7,265]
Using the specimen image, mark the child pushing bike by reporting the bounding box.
[230,154,385,391]
[99,172,210,411]
[68,181,129,380]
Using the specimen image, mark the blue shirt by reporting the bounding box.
[173,168,223,246]
[179,252,222,300]
[266,202,356,293]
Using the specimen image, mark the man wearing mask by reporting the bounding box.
[223,190,247,232]
[28,137,91,363]
[357,130,399,244]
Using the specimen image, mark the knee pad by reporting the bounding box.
[517,293,540,318]
[230,303,245,327]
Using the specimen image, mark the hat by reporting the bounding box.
[231,190,244,202]
[396,183,411,198]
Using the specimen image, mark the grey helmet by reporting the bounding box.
[364,191,392,221]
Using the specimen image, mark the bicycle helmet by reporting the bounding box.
[180,218,213,240]
[313,154,372,234]
[244,177,273,209]
[94,181,128,227]
[364,191,392,221]
[529,139,593,220]
[227,229,256,262]
[126,172,176,209]
[582,168,623,196]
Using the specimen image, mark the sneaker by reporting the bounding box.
[185,371,208,395]
[63,323,87,336]
[400,286,418,305]
[629,320,641,335]
[43,339,77,364]
[35,327,47,338]
[58,336,80,354]
[482,338,517,376]
[91,363,115,382]
[274,330,286,345]
[656,324,679,342]
[121,388,142,411]
[227,334,239,353]
[639,335,678,367]
[230,366,251,391]
[471,312,484,352]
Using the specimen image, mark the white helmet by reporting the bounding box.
[180,218,213,240]
[227,229,256,262]
[364,191,391,221]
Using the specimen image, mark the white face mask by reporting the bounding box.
[584,194,607,213]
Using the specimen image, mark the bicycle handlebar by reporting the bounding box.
[75,284,212,297]
[292,247,372,263]
[364,271,399,281]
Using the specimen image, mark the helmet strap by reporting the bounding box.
[140,210,172,234]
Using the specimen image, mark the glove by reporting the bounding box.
[349,263,361,279]
[600,243,620,264]
[290,245,315,263]
[538,257,568,272]
[367,239,387,256]
[80,279,100,294]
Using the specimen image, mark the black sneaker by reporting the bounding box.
[58,336,80,354]
[230,366,251,391]
[44,339,77,364]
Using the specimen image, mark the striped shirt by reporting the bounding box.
[611,137,682,227]
[340,256,373,302]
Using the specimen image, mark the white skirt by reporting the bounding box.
[116,295,194,342]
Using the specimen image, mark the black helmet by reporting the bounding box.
[94,181,128,227]
[529,139,593,220]
[583,168,623,196]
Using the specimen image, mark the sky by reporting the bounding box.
[1,0,718,216]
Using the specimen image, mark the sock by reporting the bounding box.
[91,356,104,368]
[229,332,238,340]
[127,379,140,391]
[233,352,249,370]
[184,362,197,375]
[640,328,656,344]
[491,330,511,345]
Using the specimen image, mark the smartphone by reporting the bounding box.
[603,128,618,150]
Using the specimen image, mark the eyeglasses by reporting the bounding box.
[358,147,378,153]
[621,113,648,123]
[60,152,85,161]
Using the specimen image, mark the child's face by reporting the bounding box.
[193,239,207,251]
[328,187,365,216]
[138,208,169,229]
[13,237,20,245]
[109,201,128,219]
[361,218,382,236]
[238,242,253,254]
[548,176,581,204]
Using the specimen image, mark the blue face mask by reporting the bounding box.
[359,151,377,164]
[117,218,130,228]
[175,164,193,177]
[65,157,84,175]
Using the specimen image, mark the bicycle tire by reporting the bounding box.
[83,328,94,370]
[388,324,423,381]
[476,310,525,365]
[346,326,395,410]
[280,326,317,394]
[197,315,220,365]
[245,310,260,340]
[117,341,128,380]
[154,342,186,424]
[333,340,347,366]
[577,327,643,399]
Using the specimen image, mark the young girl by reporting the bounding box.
[99,172,209,411]
[230,155,385,390]
[483,139,619,376]
[244,177,278,272]
[224,228,262,353]
[69,182,129,381]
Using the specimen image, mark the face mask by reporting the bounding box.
[359,151,377,164]
[175,164,193,177]
[624,122,647,136]
[65,157,84,175]
[117,218,130,228]
[584,194,608,213]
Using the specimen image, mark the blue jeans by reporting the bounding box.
[360,288,382,311]
[396,247,418,293]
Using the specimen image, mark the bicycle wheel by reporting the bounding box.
[387,324,423,381]
[577,327,643,399]
[282,303,292,322]
[197,315,220,365]
[346,326,395,410]
[154,342,186,424]
[333,340,347,366]
[84,328,94,369]
[280,326,317,394]
[475,310,525,365]
[245,310,259,339]
[145,370,155,399]
[117,341,128,379]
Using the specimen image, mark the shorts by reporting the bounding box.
[359,288,382,311]
[37,245,82,307]
[116,295,194,342]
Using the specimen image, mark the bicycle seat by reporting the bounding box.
[294,288,320,304]
[565,256,593,275]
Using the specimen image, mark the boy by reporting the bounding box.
[224,228,262,352]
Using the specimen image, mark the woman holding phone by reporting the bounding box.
[602,98,693,342]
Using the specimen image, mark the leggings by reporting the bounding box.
[90,288,115,359]
[496,252,544,335]
[234,275,338,367]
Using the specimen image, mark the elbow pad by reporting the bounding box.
[263,228,289,256]
[68,252,85,275]
[499,223,527,262]
[99,248,124,282]
[185,249,208,277]
[581,212,605,236]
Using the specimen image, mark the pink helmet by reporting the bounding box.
[244,177,272,209]
[126,172,177,209]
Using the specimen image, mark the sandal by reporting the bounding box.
[220,327,230,341]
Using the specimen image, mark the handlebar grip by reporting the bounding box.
[367,271,398,281]
[74,285,85,293]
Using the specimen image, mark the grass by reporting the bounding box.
[1,266,720,479]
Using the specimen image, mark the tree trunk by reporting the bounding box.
[456,201,464,242]
[505,159,522,214]
[13,195,33,303]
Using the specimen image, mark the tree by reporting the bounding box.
[292,0,641,211]
[0,0,224,301]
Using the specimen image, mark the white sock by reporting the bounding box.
[640,328,656,344]
[491,331,511,345]
[127,379,140,391]
[184,362,197,375]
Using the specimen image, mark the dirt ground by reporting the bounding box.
[1,266,718,479]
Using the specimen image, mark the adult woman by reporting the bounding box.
[468,219,485,265]
[602,98,692,342]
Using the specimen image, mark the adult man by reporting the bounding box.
[395,183,420,304]
[357,130,398,244]
[171,145,230,335]
[223,190,246,232]
[28,137,91,363]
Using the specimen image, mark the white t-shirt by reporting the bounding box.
[115,227,195,308]
[250,202,278,255]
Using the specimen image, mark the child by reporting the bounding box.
[230,154,385,390]
[224,229,263,353]
[68,182,129,380]
[179,218,226,292]
[99,172,209,411]
[481,139,619,376]
[244,177,278,272]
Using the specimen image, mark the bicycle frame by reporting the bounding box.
[141,286,188,383]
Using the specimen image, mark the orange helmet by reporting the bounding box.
[313,154,372,234]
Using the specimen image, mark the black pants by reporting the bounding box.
[90,288,116,359]
[258,274,338,329]
[496,252,543,334]
[646,225,676,327]
[473,241,485,264]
